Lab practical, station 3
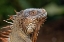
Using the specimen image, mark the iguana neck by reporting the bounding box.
[9,21,32,42]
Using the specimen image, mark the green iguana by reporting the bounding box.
[0,8,47,42]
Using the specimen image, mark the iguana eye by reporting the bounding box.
[29,10,37,16]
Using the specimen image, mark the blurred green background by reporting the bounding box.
[0,0,64,42]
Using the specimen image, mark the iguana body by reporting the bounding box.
[0,8,47,42]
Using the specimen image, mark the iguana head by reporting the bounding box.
[19,8,47,34]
